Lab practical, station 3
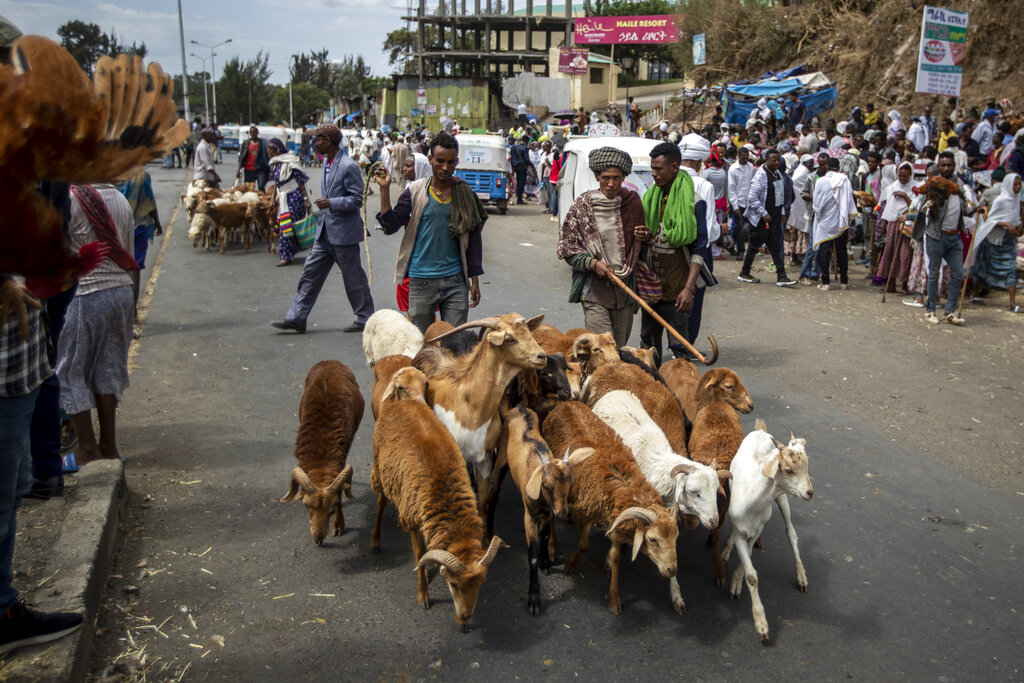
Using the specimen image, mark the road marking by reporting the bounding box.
[127,170,189,372]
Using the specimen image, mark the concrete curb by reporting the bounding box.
[3,461,126,682]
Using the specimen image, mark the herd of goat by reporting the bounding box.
[182,180,277,255]
[281,310,814,641]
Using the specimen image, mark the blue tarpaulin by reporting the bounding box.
[726,78,805,98]
[757,64,808,81]
[724,87,836,125]
[345,110,361,121]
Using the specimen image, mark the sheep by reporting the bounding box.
[188,212,217,250]
[687,399,746,587]
[370,354,413,419]
[582,361,689,456]
[414,313,547,510]
[489,406,593,615]
[721,419,814,641]
[570,332,620,377]
[370,366,507,632]
[591,389,729,614]
[542,401,679,615]
[663,364,754,424]
[280,361,363,545]
[362,309,424,369]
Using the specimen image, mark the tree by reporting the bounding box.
[172,71,211,118]
[216,51,274,124]
[57,19,147,76]
[273,82,331,125]
[330,54,371,99]
[382,27,439,75]
[289,48,332,90]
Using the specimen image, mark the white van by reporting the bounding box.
[557,137,658,225]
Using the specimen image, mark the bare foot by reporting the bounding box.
[76,445,103,465]
[98,442,122,461]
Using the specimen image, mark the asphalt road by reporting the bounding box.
[90,157,1023,680]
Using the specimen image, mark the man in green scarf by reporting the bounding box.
[638,141,710,364]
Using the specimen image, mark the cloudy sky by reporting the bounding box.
[0,0,408,83]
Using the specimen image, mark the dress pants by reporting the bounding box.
[286,231,374,326]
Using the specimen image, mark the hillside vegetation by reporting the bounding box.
[679,0,1019,115]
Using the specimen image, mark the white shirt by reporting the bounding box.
[193,139,216,181]
[727,161,755,209]
[68,185,135,295]
[972,119,996,156]
[683,166,720,243]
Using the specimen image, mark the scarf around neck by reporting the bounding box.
[642,169,696,246]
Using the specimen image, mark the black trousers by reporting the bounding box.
[816,231,849,285]
[741,213,789,279]
[514,166,528,200]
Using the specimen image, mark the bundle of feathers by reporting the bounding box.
[0,36,189,295]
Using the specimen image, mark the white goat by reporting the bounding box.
[361,309,424,368]
[592,389,728,615]
[721,419,814,641]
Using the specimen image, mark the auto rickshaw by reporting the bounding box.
[454,134,510,214]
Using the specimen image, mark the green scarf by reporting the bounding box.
[447,177,489,237]
[641,170,696,247]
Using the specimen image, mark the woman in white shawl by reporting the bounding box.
[887,110,906,139]
[785,154,814,263]
[267,138,311,267]
[873,161,917,292]
[968,172,1023,312]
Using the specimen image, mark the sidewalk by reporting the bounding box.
[0,461,125,682]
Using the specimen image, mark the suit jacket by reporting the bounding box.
[316,150,365,246]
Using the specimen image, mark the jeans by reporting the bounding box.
[816,232,849,286]
[0,388,40,610]
[731,210,746,254]
[30,286,74,482]
[925,233,965,315]
[548,180,559,216]
[243,169,268,192]
[408,273,470,333]
[800,244,820,280]
[640,299,691,366]
[741,214,789,280]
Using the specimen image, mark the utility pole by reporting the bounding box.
[289,81,294,128]
[190,53,209,121]
[191,38,231,123]
[176,0,190,121]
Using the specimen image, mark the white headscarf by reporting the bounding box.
[970,173,1022,256]
[880,162,915,221]
[679,133,711,161]
[887,110,905,136]
[412,152,431,180]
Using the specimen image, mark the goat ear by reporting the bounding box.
[487,330,510,346]
[762,456,780,479]
[794,437,806,447]
[380,377,399,403]
[525,467,544,501]
[779,449,796,473]
[525,314,545,330]
[567,447,594,466]
[631,527,645,562]
[754,417,767,432]
[702,374,720,390]
[280,478,300,503]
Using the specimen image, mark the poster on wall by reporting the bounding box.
[558,47,589,74]
[573,15,677,45]
[915,5,968,97]
[692,33,706,66]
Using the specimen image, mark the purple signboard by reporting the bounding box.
[558,47,590,74]
[574,15,678,45]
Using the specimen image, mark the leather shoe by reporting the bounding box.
[24,476,63,500]
[342,322,365,333]
[271,320,306,333]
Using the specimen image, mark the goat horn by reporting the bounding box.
[425,316,501,343]
[416,549,467,575]
[607,506,658,535]
[717,469,732,481]
[479,535,508,568]
[326,465,353,495]
[537,448,551,466]
[631,527,644,562]
[670,463,697,478]
[770,434,786,451]
[290,467,317,495]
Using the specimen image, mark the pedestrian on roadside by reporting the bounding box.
[510,136,530,205]
[271,124,375,334]
[811,157,855,291]
[238,126,270,191]
[556,147,643,347]
[676,134,719,351]
[920,174,966,325]
[193,129,220,188]
[727,146,755,258]
[120,170,162,273]
[739,149,798,286]
[375,131,487,333]
[266,138,310,268]
[968,172,1023,313]
[57,184,139,464]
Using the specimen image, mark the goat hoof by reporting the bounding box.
[755,536,765,550]
[370,544,380,554]
[607,602,622,615]
[799,584,809,593]
[715,575,726,588]
[672,600,687,616]
[758,631,770,642]
[420,599,430,610]
[332,527,344,537]
[729,591,740,600]
[528,596,541,616]
[460,622,471,633]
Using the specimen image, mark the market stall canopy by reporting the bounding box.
[722,71,836,125]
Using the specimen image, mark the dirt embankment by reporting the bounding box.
[678,0,1021,116]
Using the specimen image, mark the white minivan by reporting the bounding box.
[557,136,658,225]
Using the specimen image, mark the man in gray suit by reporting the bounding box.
[272,124,374,333]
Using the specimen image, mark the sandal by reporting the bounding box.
[1008,305,1022,314]
[969,297,985,305]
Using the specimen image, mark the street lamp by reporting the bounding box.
[620,56,635,132]
[190,53,209,122]
[190,38,231,123]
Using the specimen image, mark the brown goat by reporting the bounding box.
[195,200,253,254]
[571,332,621,377]
[490,406,593,615]
[370,354,413,419]
[414,313,547,510]
[664,365,754,423]
[531,324,575,356]
[688,400,746,586]
[370,367,506,632]
[281,361,363,545]
[542,402,679,615]
[582,361,689,456]
[423,320,454,341]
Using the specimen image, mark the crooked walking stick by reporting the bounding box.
[606,271,719,365]
[956,204,987,317]
[881,229,903,304]
[360,160,383,283]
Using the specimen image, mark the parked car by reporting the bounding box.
[557,136,658,225]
